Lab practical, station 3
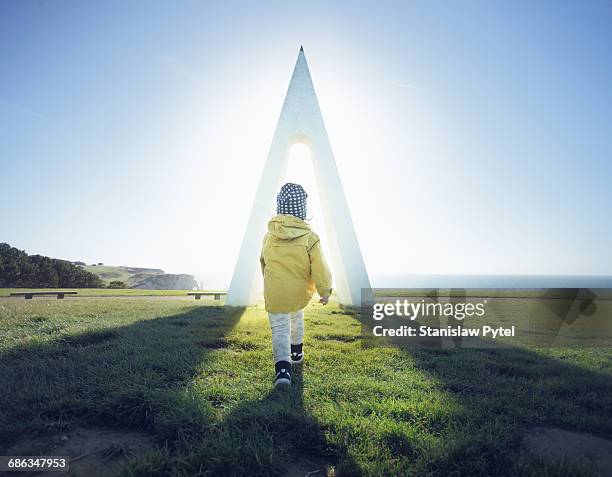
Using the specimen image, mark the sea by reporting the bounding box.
[369,274,612,289]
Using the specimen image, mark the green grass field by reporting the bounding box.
[1,297,611,476]
[0,288,214,297]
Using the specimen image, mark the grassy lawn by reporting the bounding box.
[1,298,611,476]
[0,288,218,297]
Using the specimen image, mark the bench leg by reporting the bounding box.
[57,293,65,299]
[214,293,221,300]
[195,295,201,300]
[25,294,33,300]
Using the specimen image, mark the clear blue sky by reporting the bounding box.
[1,0,611,285]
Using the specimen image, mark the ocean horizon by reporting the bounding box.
[369,273,612,289]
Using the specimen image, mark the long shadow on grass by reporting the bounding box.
[0,304,357,476]
[403,348,612,475]
[0,305,246,451]
[354,304,612,476]
[141,367,355,477]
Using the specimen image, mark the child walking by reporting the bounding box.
[260,183,332,387]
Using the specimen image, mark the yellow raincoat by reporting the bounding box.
[260,214,332,313]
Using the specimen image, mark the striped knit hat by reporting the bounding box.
[277,183,307,220]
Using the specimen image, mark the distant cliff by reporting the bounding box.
[131,273,197,290]
[78,264,198,290]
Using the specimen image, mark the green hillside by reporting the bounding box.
[81,265,164,286]
[0,243,102,288]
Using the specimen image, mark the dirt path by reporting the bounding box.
[3,427,156,477]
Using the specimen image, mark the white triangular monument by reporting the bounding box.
[226,47,370,306]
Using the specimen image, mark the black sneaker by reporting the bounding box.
[274,360,291,387]
[291,344,304,364]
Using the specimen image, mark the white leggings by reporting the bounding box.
[268,309,304,363]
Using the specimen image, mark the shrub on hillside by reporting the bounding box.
[107,280,128,289]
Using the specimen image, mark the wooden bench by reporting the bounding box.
[187,292,227,300]
[10,291,78,300]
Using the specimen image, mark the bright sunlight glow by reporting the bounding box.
[281,142,332,263]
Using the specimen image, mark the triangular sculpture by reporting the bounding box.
[226,47,370,306]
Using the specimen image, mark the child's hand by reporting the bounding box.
[319,295,330,305]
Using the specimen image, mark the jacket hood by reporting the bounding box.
[267,214,311,240]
